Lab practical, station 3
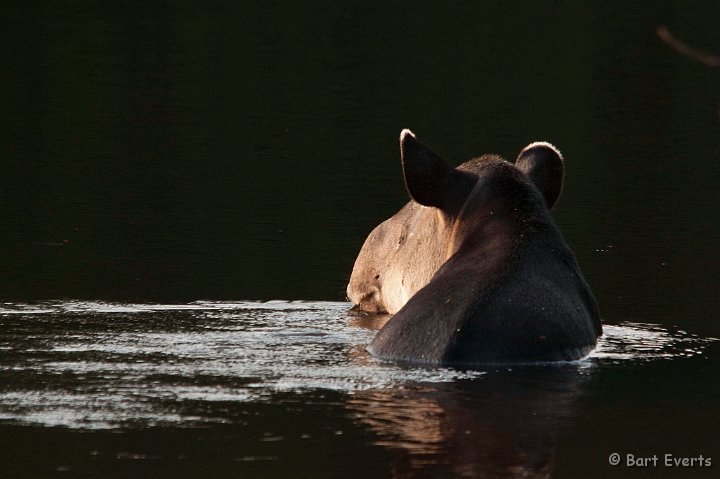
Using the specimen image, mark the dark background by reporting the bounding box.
[1,1,719,334]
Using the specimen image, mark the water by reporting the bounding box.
[2,1,720,477]
[0,301,479,429]
[1,302,718,478]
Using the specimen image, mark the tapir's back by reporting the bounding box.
[367,223,601,366]
[444,226,601,364]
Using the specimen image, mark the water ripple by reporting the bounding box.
[0,301,716,428]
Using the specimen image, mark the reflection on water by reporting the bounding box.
[590,323,714,361]
[0,301,484,429]
[348,370,584,479]
[1,301,716,428]
[0,302,718,477]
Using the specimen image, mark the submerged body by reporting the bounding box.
[347,130,601,366]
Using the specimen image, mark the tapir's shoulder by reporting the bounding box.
[368,227,601,366]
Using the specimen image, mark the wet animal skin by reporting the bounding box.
[348,130,601,366]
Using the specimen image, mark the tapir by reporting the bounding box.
[347,130,601,366]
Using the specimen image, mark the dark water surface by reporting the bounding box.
[1,1,719,478]
[1,301,718,478]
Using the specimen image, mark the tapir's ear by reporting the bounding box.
[515,142,564,209]
[400,129,472,209]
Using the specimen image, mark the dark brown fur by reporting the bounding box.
[350,130,601,366]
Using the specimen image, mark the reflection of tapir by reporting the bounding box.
[347,130,602,365]
[346,366,588,478]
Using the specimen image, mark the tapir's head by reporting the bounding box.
[347,129,564,314]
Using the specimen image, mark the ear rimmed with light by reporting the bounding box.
[399,129,477,212]
[520,141,563,160]
[515,141,565,209]
[399,129,455,208]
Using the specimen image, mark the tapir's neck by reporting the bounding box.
[445,175,545,261]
